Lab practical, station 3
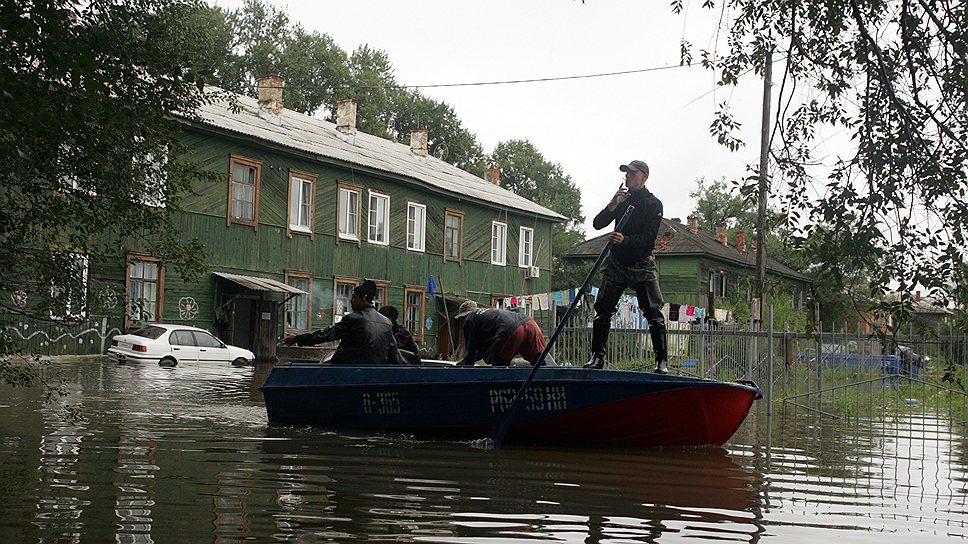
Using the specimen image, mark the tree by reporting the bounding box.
[488,141,586,290]
[679,0,968,381]
[689,177,758,231]
[1,0,216,400]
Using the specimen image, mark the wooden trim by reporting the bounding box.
[227,154,261,230]
[287,169,317,241]
[284,270,313,331]
[124,252,164,330]
[443,208,464,263]
[404,286,426,341]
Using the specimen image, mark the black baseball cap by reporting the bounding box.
[619,160,650,176]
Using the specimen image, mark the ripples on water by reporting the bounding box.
[0,359,964,542]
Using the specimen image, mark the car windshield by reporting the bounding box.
[129,325,166,340]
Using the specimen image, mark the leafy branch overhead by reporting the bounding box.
[679,1,968,330]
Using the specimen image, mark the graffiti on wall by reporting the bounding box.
[178,297,199,320]
[4,317,122,354]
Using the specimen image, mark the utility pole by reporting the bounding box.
[756,49,773,320]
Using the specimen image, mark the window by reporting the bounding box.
[228,155,260,227]
[444,209,463,262]
[288,171,316,236]
[334,278,357,323]
[50,253,89,320]
[519,226,534,268]
[718,271,728,298]
[136,144,167,208]
[192,331,223,348]
[368,191,390,245]
[285,272,312,331]
[170,330,195,346]
[338,183,361,241]
[407,202,426,252]
[127,255,163,324]
[404,287,425,341]
[491,221,507,265]
[372,281,389,310]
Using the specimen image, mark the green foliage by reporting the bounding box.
[683,1,968,366]
[1,0,215,401]
[487,140,586,290]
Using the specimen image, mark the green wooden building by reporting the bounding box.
[562,216,812,321]
[12,80,564,359]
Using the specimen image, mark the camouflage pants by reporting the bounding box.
[592,254,667,360]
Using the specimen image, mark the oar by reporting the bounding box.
[483,205,636,447]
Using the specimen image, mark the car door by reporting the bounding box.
[193,330,230,363]
[168,330,199,366]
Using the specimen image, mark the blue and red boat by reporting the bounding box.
[259,363,762,447]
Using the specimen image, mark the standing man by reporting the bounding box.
[453,300,555,367]
[283,280,402,365]
[585,160,668,373]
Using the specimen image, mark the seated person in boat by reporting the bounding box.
[283,280,402,365]
[378,305,421,364]
[453,300,555,367]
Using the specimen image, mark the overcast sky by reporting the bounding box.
[213,0,786,236]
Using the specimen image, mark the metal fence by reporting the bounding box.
[553,308,968,423]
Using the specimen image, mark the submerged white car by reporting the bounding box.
[107,324,255,366]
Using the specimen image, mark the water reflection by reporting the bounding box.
[0,359,964,543]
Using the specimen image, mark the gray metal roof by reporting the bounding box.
[187,90,565,222]
[213,271,307,295]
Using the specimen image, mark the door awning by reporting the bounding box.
[213,272,307,295]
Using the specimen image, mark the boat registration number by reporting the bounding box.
[488,385,567,414]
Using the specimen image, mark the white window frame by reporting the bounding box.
[127,255,163,325]
[407,202,426,252]
[519,226,534,268]
[338,185,360,241]
[50,253,89,320]
[491,221,507,266]
[134,144,167,208]
[367,191,390,245]
[285,272,311,331]
[334,279,356,323]
[288,173,315,235]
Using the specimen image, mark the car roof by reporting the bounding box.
[138,324,210,333]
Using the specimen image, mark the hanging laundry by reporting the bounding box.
[685,306,695,317]
[668,303,681,322]
[568,288,577,303]
[714,308,728,322]
[695,307,706,320]
[427,276,436,297]
[553,291,564,305]
[535,293,549,311]
[591,286,599,299]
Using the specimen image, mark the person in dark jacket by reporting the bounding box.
[454,300,555,367]
[283,280,401,365]
[378,305,421,363]
[585,159,668,373]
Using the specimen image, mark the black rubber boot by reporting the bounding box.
[650,326,668,374]
[584,353,607,369]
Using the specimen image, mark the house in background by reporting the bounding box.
[562,215,812,322]
[10,77,564,359]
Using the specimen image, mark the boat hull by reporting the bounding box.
[259,365,762,447]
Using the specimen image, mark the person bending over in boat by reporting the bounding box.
[283,280,402,365]
[378,305,421,364]
[453,300,555,367]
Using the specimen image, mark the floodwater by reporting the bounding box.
[0,359,965,543]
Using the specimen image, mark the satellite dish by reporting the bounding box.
[433,143,449,160]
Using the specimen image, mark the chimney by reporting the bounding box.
[257,75,284,126]
[336,98,358,144]
[670,218,681,224]
[915,290,921,301]
[410,128,428,158]
[485,167,501,186]
[715,222,728,245]
[735,230,747,252]
[687,215,699,234]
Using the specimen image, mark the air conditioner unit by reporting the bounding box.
[526,266,540,279]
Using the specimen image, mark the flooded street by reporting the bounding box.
[0,358,965,542]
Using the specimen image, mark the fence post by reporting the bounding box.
[767,304,774,416]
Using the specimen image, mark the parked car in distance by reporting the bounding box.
[108,324,254,367]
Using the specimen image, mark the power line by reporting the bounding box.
[251,63,692,92]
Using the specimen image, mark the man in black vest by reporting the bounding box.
[283,280,402,365]
[585,160,668,373]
